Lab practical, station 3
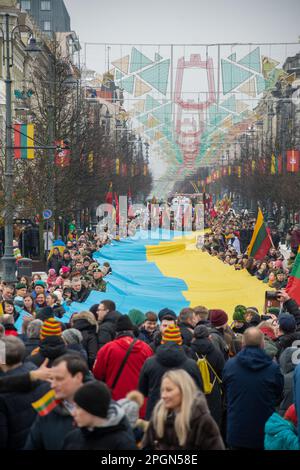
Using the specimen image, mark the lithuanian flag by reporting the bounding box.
[247,208,273,260]
[286,246,300,305]
[14,124,34,159]
[32,389,61,417]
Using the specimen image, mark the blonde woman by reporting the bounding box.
[142,369,225,450]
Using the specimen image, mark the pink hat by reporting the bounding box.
[48,269,56,277]
[60,266,70,275]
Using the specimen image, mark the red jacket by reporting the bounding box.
[93,335,153,402]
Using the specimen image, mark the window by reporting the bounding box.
[41,1,51,10]
[21,0,31,9]
[43,21,51,31]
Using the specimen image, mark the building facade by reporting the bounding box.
[19,0,70,34]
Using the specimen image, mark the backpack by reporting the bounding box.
[196,353,222,395]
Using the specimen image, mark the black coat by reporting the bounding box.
[24,337,41,358]
[28,336,67,367]
[63,404,136,450]
[138,342,203,419]
[97,310,121,349]
[0,363,49,449]
[24,402,74,450]
[178,322,194,346]
[275,331,300,359]
[72,313,99,369]
[190,338,225,426]
[47,255,62,275]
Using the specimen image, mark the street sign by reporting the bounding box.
[43,209,52,220]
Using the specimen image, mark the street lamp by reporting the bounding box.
[0,14,41,282]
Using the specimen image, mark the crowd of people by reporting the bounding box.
[202,210,300,291]
[0,210,300,451]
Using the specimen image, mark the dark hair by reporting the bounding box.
[89,304,99,320]
[23,294,36,314]
[2,300,17,315]
[100,300,116,312]
[145,311,158,322]
[52,354,89,378]
[179,307,195,323]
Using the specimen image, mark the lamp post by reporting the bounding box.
[0,14,40,282]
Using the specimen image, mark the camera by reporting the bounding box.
[265,291,281,300]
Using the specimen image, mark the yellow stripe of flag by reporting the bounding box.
[247,208,264,256]
[27,124,34,159]
[32,389,56,410]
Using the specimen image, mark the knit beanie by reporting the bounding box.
[158,308,177,322]
[268,307,280,316]
[15,283,27,290]
[209,309,228,328]
[233,305,247,322]
[128,309,146,327]
[161,325,183,345]
[115,314,134,332]
[62,328,83,345]
[279,313,296,334]
[14,296,24,308]
[194,325,210,339]
[74,381,111,418]
[40,318,62,340]
[36,306,54,322]
[34,280,46,288]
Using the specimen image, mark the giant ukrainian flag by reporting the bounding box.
[54,229,267,322]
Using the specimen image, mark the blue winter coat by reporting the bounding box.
[223,346,284,449]
[264,412,300,450]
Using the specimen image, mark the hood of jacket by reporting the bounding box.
[279,347,298,374]
[114,336,152,355]
[80,401,127,438]
[265,412,296,436]
[155,343,187,368]
[72,311,98,332]
[191,338,215,356]
[38,336,67,359]
[236,346,273,371]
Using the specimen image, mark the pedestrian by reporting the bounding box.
[96,300,121,348]
[93,315,153,402]
[28,318,67,367]
[142,369,225,450]
[62,381,137,450]
[62,328,88,363]
[223,327,284,449]
[190,325,225,426]
[24,319,43,357]
[139,325,203,419]
[71,311,99,369]
[47,247,62,275]
[0,337,49,449]
[24,354,89,450]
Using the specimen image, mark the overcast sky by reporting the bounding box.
[64,0,300,195]
[65,0,300,71]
